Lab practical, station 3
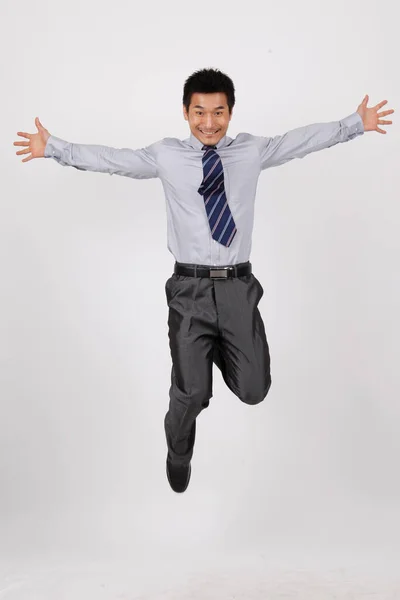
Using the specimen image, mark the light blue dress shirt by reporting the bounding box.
[44,112,364,266]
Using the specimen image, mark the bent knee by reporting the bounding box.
[239,375,272,406]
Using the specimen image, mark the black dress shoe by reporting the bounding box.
[166,457,191,493]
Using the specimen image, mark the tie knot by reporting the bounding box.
[202,144,217,151]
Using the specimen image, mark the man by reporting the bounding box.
[14,68,394,494]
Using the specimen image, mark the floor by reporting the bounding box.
[1,547,399,599]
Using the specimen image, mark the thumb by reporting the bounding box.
[35,116,44,130]
[363,94,369,105]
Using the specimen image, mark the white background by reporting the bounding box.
[1,0,399,597]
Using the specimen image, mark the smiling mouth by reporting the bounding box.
[200,130,220,135]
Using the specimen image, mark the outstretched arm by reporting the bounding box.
[255,95,394,171]
[14,117,159,179]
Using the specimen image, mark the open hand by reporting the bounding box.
[13,117,51,162]
[357,95,394,133]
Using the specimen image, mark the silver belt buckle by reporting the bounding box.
[210,267,230,279]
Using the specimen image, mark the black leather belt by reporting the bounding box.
[174,261,252,279]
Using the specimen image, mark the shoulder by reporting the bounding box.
[146,137,193,155]
[232,132,257,141]
[226,132,263,146]
[139,137,180,161]
[224,133,265,156]
[158,137,187,148]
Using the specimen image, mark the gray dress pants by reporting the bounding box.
[164,262,272,465]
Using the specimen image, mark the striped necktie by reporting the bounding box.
[197,144,237,247]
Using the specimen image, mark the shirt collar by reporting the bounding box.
[185,131,230,150]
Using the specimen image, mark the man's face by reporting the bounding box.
[183,92,232,146]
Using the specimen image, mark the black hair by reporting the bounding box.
[182,68,235,115]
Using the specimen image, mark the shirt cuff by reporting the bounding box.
[44,135,69,159]
[340,111,364,139]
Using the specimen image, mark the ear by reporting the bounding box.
[183,105,188,121]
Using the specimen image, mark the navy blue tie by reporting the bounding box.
[197,145,237,247]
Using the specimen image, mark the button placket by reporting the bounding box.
[211,238,220,266]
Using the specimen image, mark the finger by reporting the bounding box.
[378,120,392,125]
[378,109,394,117]
[375,100,388,110]
[16,131,31,139]
[376,127,387,134]
[13,141,30,146]
[16,148,31,155]
[21,155,33,162]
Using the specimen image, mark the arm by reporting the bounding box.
[14,117,159,179]
[44,135,159,179]
[255,94,394,171]
[255,112,364,171]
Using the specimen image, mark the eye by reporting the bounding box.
[195,111,223,116]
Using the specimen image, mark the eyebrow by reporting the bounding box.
[193,105,226,110]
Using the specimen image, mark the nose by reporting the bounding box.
[203,116,215,129]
